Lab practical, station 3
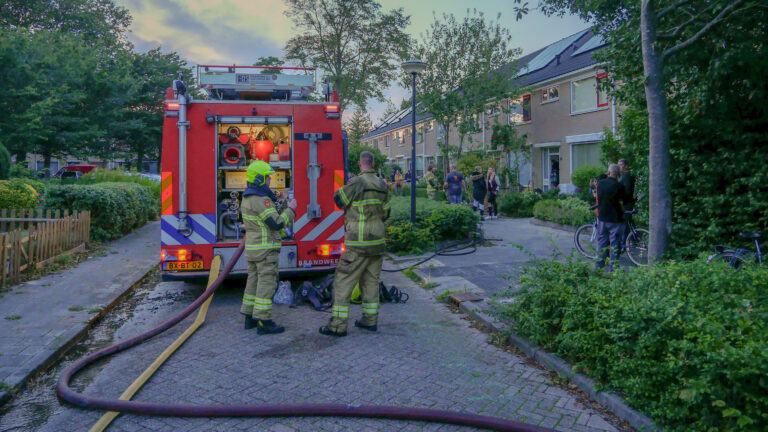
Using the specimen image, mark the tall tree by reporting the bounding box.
[253,56,283,74]
[283,0,411,113]
[0,0,132,48]
[412,9,521,171]
[115,49,192,171]
[344,109,373,145]
[519,0,756,261]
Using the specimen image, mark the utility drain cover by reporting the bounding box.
[448,292,484,305]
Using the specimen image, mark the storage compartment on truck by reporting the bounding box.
[215,122,293,242]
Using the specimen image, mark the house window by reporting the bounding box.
[509,94,532,124]
[487,105,501,116]
[426,121,434,132]
[572,142,602,169]
[373,139,378,148]
[571,74,609,113]
[541,86,559,103]
[597,72,609,107]
[416,127,423,143]
[385,135,391,147]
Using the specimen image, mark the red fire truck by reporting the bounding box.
[160,65,347,279]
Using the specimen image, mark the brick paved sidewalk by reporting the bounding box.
[17,270,621,432]
[0,221,159,405]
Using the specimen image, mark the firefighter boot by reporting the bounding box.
[318,326,347,337]
[256,319,285,335]
[244,315,256,330]
[354,320,377,332]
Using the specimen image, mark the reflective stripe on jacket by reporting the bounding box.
[334,169,390,254]
[242,194,295,260]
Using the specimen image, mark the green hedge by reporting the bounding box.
[533,196,593,227]
[570,165,604,191]
[385,197,479,254]
[491,257,768,431]
[43,182,159,241]
[0,179,40,209]
[498,191,542,218]
[81,169,160,198]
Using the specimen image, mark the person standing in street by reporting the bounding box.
[424,164,439,200]
[443,165,465,204]
[240,161,297,334]
[469,165,487,218]
[594,164,628,272]
[320,151,390,337]
[486,166,500,219]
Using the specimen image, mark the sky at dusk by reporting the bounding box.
[116,0,588,123]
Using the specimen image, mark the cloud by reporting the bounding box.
[117,0,286,63]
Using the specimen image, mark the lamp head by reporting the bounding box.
[401,59,427,75]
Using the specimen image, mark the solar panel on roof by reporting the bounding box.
[572,34,606,56]
[517,29,589,76]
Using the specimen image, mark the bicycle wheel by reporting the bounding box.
[574,223,599,259]
[626,227,649,267]
[707,251,748,270]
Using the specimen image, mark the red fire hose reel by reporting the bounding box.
[220,144,245,166]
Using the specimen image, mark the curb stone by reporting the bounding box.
[412,270,660,432]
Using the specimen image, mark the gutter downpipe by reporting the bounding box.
[611,97,617,135]
[175,75,192,237]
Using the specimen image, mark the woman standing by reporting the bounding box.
[394,169,404,196]
[486,166,500,219]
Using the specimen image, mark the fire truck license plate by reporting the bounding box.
[166,261,204,271]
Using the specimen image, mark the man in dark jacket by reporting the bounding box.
[469,165,487,218]
[595,164,628,272]
[618,158,636,244]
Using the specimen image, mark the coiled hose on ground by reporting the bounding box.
[56,241,552,432]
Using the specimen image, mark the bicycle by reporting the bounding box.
[707,232,763,270]
[574,206,649,267]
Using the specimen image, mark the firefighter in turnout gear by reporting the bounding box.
[319,151,390,337]
[240,160,297,334]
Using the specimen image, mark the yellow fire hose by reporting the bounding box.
[89,255,222,432]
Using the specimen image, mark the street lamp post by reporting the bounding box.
[401,59,427,223]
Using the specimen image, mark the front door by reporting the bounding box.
[541,147,560,191]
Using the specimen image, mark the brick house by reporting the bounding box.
[360,29,615,192]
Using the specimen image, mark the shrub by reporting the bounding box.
[570,165,604,190]
[427,204,479,240]
[491,256,768,431]
[9,162,36,179]
[386,222,435,255]
[533,196,593,227]
[0,179,39,209]
[384,196,479,254]
[498,191,542,218]
[387,196,445,225]
[81,169,161,198]
[43,182,159,241]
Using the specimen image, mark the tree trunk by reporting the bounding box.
[136,143,145,173]
[43,150,52,177]
[441,122,451,174]
[641,0,672,261]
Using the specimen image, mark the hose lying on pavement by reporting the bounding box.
[57,240,553,432]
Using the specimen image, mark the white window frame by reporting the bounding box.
[540,85,559,104]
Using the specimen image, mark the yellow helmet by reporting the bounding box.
[246,160,275,185]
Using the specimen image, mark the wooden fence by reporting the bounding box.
[0,209,91,288]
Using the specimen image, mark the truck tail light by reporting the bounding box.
[162,248,191,262]
[316,244,344,256]
[165,102,180,110]
[324,104,340,119]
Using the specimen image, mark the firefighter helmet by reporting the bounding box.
[246,160,275,185]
